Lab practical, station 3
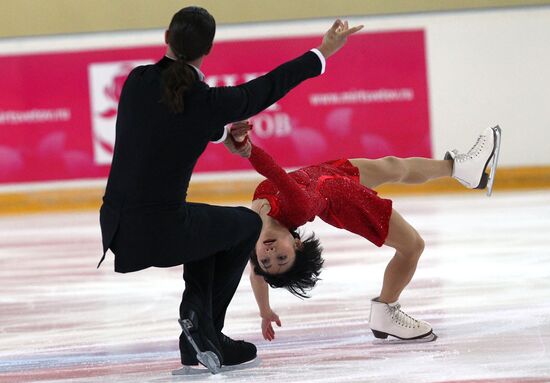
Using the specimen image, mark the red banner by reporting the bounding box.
[0,30,430,184]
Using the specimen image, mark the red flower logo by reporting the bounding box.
[99,64,134,119]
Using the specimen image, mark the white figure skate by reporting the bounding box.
[445,125,502,196]
[369,298,436,343]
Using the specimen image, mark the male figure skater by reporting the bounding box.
[98,6,363,374]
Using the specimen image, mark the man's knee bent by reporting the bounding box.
[235,207,262,241]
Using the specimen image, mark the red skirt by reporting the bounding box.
[315,159,393,247]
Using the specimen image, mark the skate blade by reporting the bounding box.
[372,332,438,345]
[196,351,221,374]
[172,357,261,376]
[486,125,502,197]
[178,319,222,374]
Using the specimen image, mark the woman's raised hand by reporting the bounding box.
[224,121,253,158]
[230,121,252,143]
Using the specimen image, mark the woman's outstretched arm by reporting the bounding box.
[249,262,282,341]
[229,122,314,227]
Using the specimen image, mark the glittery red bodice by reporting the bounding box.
[250,145,392,246]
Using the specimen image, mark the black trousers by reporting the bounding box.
[108,201,261,338]
[179,203,262,332]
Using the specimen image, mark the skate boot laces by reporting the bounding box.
[455,135,487,163]
[387,304,421,329]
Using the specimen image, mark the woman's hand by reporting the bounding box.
[318,19,364,59]
[230,121,252,143]
[261,309,282,341]
[223,121,252,157]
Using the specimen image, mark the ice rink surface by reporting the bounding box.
[1,190,549,383]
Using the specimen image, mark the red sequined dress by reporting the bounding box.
[250,144,393,247]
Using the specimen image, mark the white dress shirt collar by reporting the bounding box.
[164,55,205,81]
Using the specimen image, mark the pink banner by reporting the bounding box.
[0,30,430,184]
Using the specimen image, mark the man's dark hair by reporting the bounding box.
[250,231,324,299]
[163,6,216,112]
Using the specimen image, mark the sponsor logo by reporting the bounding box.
[88,60,152,165]
[0,108,71,125]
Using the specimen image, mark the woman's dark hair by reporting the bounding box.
[163,6,216,112]
[250,230,324,299]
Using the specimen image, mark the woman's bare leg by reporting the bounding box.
[346,157,443,302]
[369,209,433,338]
[349,156,452,189]
[378,209,424,303]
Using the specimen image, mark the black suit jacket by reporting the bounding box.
[99,51,323,272]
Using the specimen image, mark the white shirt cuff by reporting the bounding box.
[309,48,326,75]
[211,125,229,144]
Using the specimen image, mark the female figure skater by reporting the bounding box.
[98,6,363,374]
[228,122,501,342]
